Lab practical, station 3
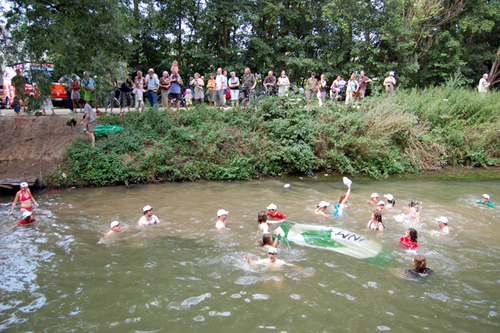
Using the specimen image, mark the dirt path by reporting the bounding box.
[0,114,86,187]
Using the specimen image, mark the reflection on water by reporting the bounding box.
[1,176,500,331]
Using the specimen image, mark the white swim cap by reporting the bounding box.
[143,205,153,212]
[437,216,448,224]
[217,209,229,217]
[22,211,32,218]
[266,204,277,210]
[371,193,379,198]
[482,194,490,200]
[384,194,394,201]
[110,221,120,228]
[377,200,385,206]
[20,182,29,188]
[318,201,330,208]
[267,247,277,254]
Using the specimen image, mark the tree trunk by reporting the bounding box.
[489,44,500,86]
[178,0,182,65]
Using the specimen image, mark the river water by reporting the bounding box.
[1,173,499,332]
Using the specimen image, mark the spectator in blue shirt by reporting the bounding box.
[168,68,183,111]
[145,68,160,107]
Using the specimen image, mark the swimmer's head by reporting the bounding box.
[217,209,229,217]
[22,211,32,220]
[413,255,427,270]
[258,210,267,224]
[409,201,419,208]
[377,201,385,207]
[482,194,490,203]
[384,194,395,205]
[261,233,273,246]
[407,228,418,242]
[267,247,277,254]
[437,216,448,225]
[373,211,382,223]
[370,193,379,201]
[110,221,121,231]
[143,205,153,214]
[318,201,330,208]
[20,182,29,188]
[266,203,277,211]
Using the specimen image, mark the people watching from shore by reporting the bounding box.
[384,71,396,96]
[138,205,160,226]
[315,201,331,216]
[345,74,358,105]
[384,194,395,209]
[13,97,22,129]
[478,73,490,94]
[258,210,269,233]
[263,71,277,95]
[277,70,290,97]
[400,228,418,249]
[266,204,287,220]
[146,68,160,107]
[367,193,379,206]
[437,216,449,234]
[159,71,170,109]
[8,182,39,216]
[357,70,371,102]
[215,68,227,109]
[333,183,351,216]
[215,209,228,229]
[81,71,98,113]
[318,74,327,106]
[330,75,341,100]
[207,73,216,107]
[167,68,183,111]
[241,68,256,110]
[11,211,36,229]
[405,255,433,276]
[190,73,204,105]
[305,72,318,106]
[477,194,494,208]
[81,101,96,147]
[119,71,133,115]
[228,71,240,108]
[367,211,385,231]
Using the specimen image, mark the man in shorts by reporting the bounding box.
[241,68,256,110]
[80,101,96,147]
[357,70,372,102]
[305,72,318,106]
[167,68,183,111]
[215,68,227,109]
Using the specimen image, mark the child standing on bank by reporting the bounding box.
[132,85,145,112]
[13,97,23,129]
[42,97,56,116]
[185,88,193,110]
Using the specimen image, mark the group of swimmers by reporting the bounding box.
[6,181,495,275]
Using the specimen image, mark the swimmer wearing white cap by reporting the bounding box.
[266,203,288,220]
[383,194,395,210]
[244,247,294,267]
[315,201,331,217]
[138,205,160,226]
[10,210,36,229]
[8,182,39,216]
[216,209,228,229]
[103,221,121,238]
[367,193,379,206]
[437,216,450,234]
[476,194,494,208]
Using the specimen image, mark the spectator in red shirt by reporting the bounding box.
[399,228,418,249]
[11,211,36,229]
[266,204,287,220]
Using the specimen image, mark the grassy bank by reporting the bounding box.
[51,86,500,187]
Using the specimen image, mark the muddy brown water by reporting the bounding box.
[1,174,499,331]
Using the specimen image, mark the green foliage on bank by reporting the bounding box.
[52,87,500,187]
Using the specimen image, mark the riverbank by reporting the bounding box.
[48,85,499,188]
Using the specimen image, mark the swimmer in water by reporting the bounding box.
[259,230,279,250]
[138,205,160,226]
[106,221,121,236]
[266,203,288,220]
[244,247,295,268]
[333,183,351,216]
[367,193,379,206]
[384,194,395,210]
[10,211,36,229]
[476,194,494,208]
[408,201,420,219]
[8,182,39,216]
[437,216,450,234]
[399,228,418,249]
[405,254,433,277]
[376,200,385,212]
[315,201,331,216]
[367,211,385,231]
[258,210,269,233]
[215,209,228,229]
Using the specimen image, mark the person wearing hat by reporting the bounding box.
[138,205,160,226]
[437,216,450,234]
[8,182,39,216]
[367,193,379,206]
[384,194,396,210]
[216,209,228,229]
[11,211,36,229]
[267,204,287,220]
[476,194,494,208]
[244,247,291,267]
[315,201,331,216]
[383,71,396,96]
[333,182,351,217]
[376,200,385,212]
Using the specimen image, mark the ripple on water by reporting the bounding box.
[377,326,391,331]
[209,311,231,317]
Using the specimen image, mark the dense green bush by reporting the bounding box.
[52,86,500,187]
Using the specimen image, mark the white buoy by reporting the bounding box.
[284,184,291,188]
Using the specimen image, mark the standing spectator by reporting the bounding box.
[478,73,490,94]
[80,101,96,147]
[132,82,145,112]
[228,71,240,108]
[118,72,133,116]
[345,74,358,105]
[330,75,341,100]
[207,73,216,107]
[277,70,290,97]
[190,73,205,105]
[383,71,396,96]
[105,72,117,114]
[223,69,229,105]
[167,68,183,111]
[13,97,21,129]
[318,74,327,106]
[70,75,81,112]
[241,68,256,110]
[81,71,98,113]
[305,72,318,106]
[58,74,74,112]
[42,96,56,116]
[159,71,170,109]
[185,88,193,110]
[263,70,277,95]
[145,68,159,107]
[11,68,27,112]
[215,68,227,109]
[357,70,372,102]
